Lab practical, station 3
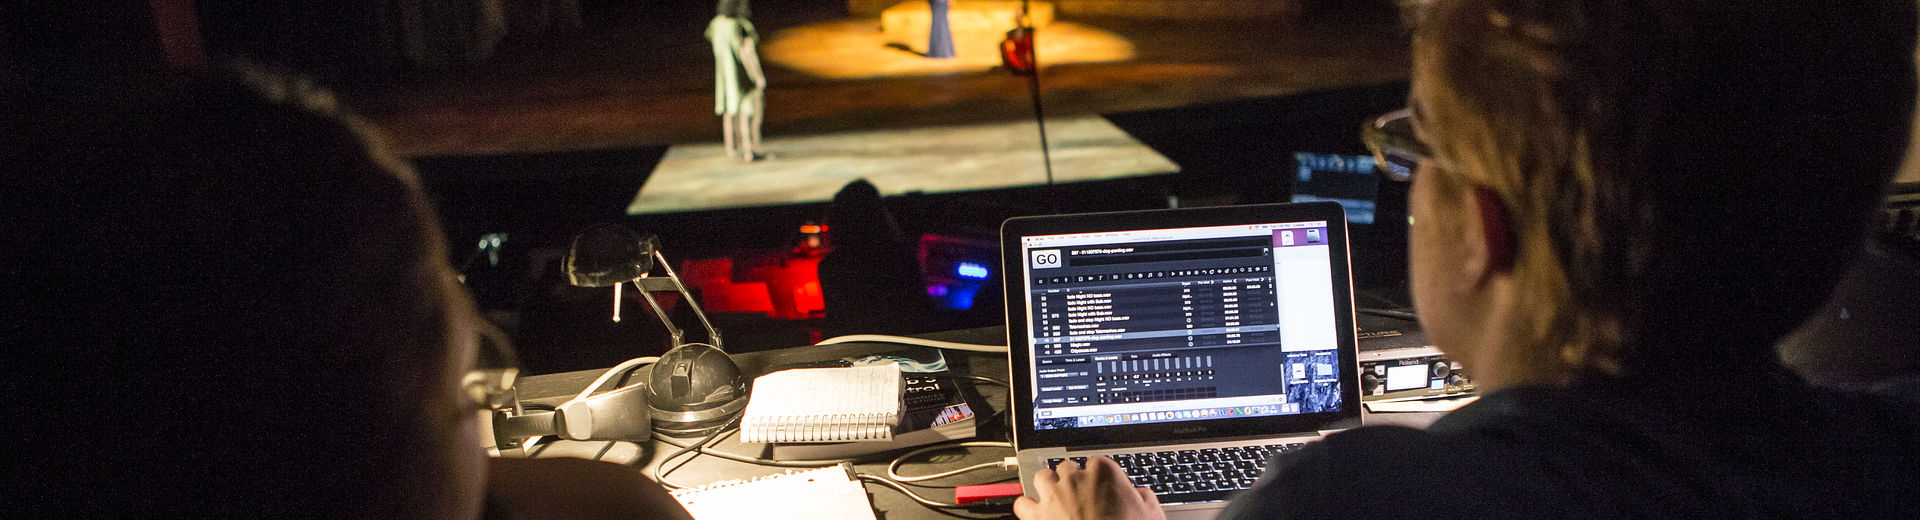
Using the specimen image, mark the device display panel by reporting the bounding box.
[1003,202,1361,449]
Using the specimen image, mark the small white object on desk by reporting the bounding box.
[671,466,877,520]
[740,362,903,443]
[1364,395,1479,413]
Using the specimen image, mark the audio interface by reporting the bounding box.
[1358,346,1473,401]
[1355,314,1473,401]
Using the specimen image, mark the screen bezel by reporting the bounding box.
[1001,201,1363,450]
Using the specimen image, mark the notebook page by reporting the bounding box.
[740,363,903,443]
[670,466,877,520]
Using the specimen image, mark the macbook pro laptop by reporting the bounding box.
[1003,202,1362,519]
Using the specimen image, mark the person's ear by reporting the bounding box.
[1472,187,1515,274]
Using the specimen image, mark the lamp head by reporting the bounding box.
[564,223,655,288]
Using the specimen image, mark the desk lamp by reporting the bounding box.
[564,223,747,436]
[489,224,747,452]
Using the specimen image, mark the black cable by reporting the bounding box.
[855,473,967,509]
[654,417,739,489]
[653,428,860,467]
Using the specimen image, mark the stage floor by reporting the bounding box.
[626,115,1179,214]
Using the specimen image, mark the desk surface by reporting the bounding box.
[510,327,1443,519]
[515,328,1017,519]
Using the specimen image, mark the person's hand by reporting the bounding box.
[1013,456,1165,520]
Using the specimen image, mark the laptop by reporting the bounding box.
[1002,202,1362,519]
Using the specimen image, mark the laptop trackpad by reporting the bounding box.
[1166,504,1226,520]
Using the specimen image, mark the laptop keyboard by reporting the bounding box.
[1046,443,1307,504]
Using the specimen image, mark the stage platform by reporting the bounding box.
[626,115,1179,214]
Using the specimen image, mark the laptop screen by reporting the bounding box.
[1003,202,1360,447]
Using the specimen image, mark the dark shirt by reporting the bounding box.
[1219,364,1920,519]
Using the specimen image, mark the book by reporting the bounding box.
[670,465,876,520]
[770,350,978,460]
[739,362,903,443]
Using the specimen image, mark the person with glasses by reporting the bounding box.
[4,65,691,519]
[1014,0,1920,518]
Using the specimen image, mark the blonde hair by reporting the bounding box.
[1411,0,1913,376]
[1415,0,1623,377]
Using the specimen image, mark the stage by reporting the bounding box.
[760,19,1131,80]
[349,7,1413,158]
[626,115,1179,214]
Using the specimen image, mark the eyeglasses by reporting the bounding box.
[1361,108,1431,182]
[463,317,520,411]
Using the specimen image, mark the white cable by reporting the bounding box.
[573,356,659,401]
[815,334,1009,353]
[887,441,1016,483]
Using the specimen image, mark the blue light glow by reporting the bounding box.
[956,262,990,280]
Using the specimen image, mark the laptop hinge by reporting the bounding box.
[1067,431,1324,453]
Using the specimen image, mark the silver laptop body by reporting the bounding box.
[1001,202,1363,519]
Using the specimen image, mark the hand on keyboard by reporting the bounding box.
[1045,444,1298,499]
[1014,456,1166,520]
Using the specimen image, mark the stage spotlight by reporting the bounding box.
[762,20,1133,80]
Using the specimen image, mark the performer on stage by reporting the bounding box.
[707,0,766,160]
[927,0,955,58]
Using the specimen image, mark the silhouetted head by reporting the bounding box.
[827,179,905,251]
[4,64,487,518]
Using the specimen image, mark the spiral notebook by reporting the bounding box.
[740,363,903,443]
[670,466,876,520]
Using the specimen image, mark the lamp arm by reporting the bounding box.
[651,249,724,351]
[633,283,685,347]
